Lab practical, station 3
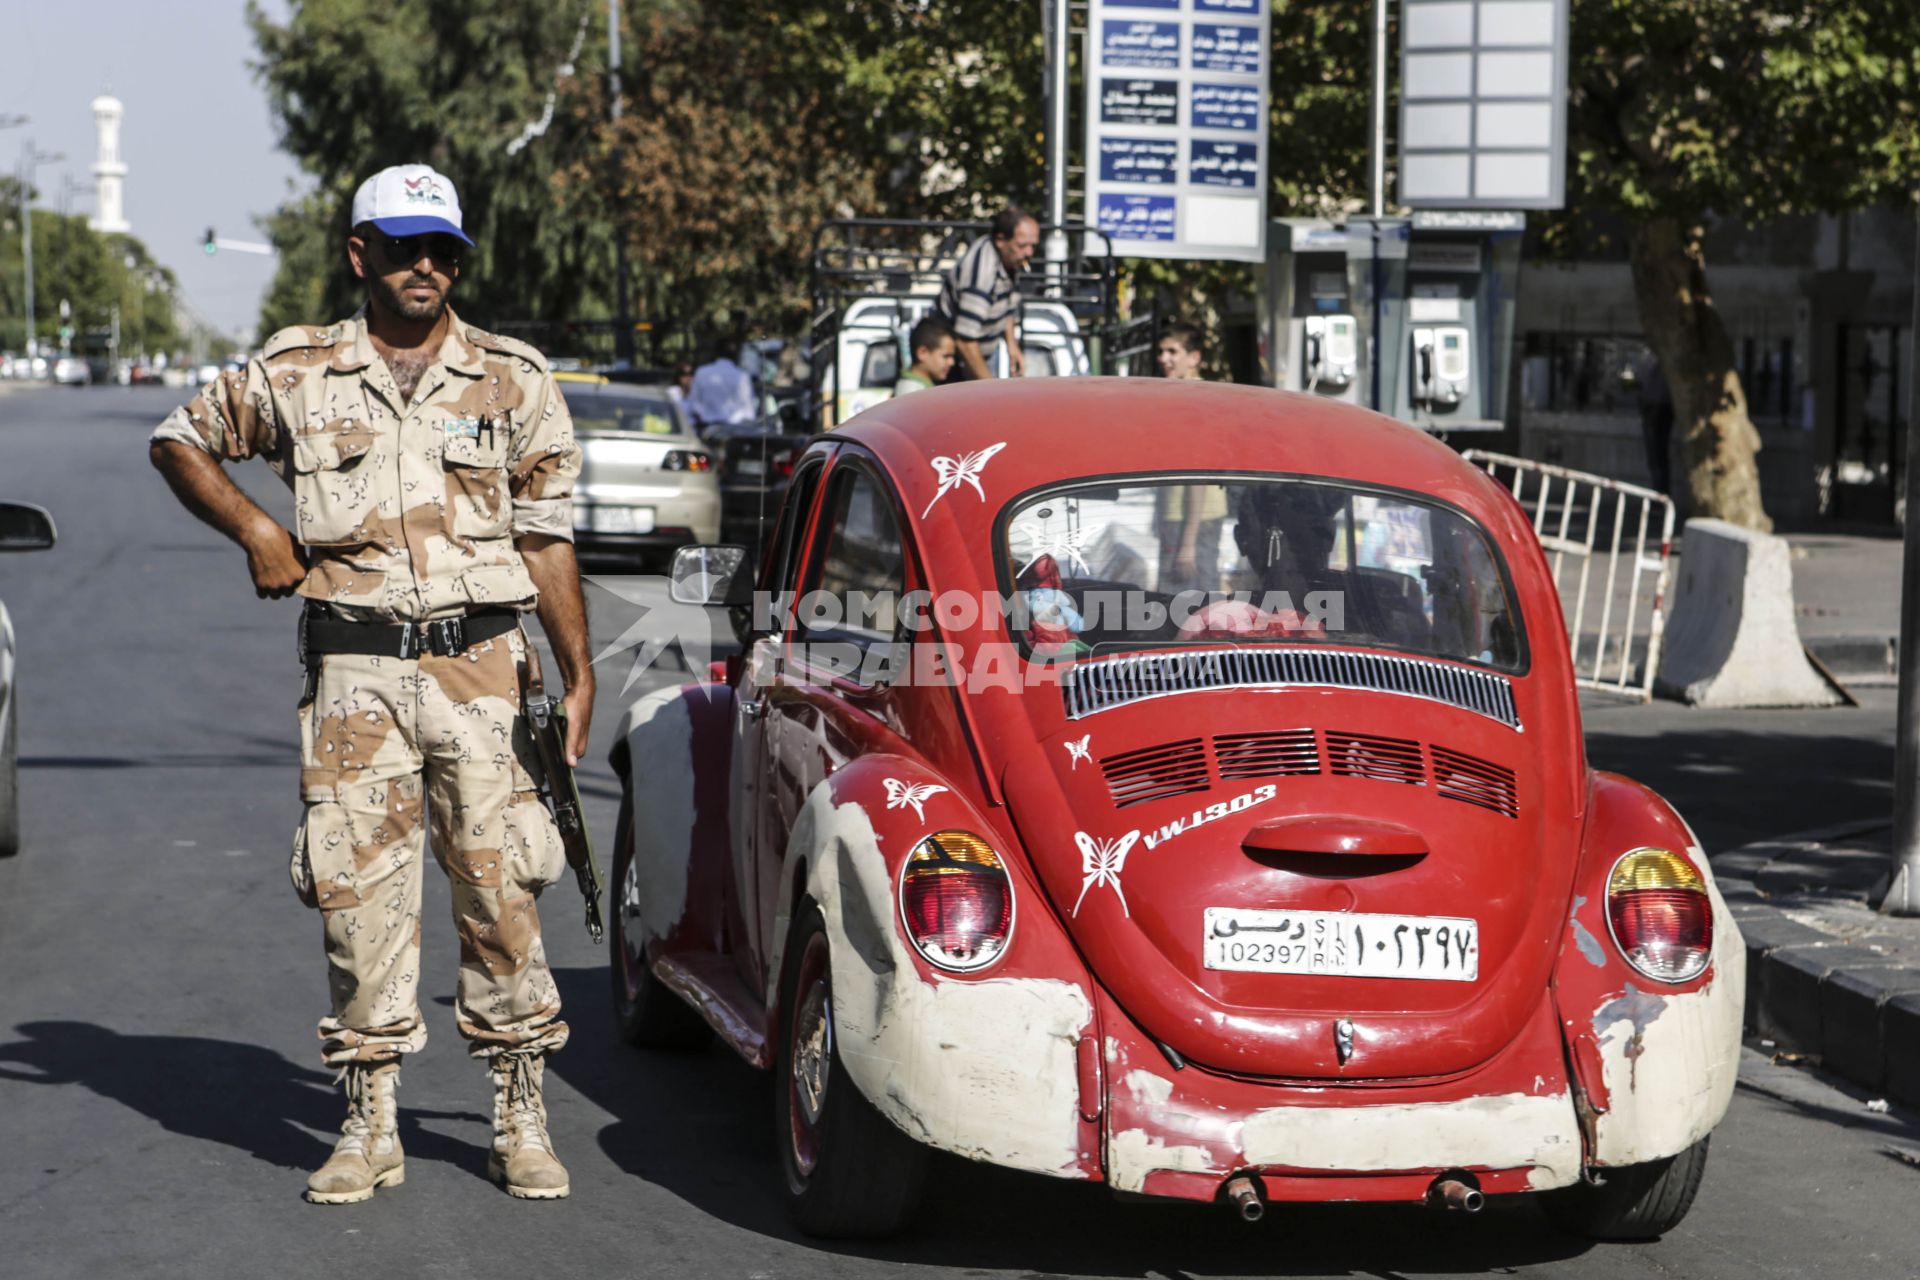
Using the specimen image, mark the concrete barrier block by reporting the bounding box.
[1655,518,1842,707]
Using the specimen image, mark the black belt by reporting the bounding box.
[302,607,522,660]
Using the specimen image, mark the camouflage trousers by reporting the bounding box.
[289,626,570,1067]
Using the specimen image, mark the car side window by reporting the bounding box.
[799,466,906,652]
[764,459,826,602]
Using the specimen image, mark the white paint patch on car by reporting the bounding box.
[1123,1069,1174,1107]
[1240,1091,1583,1189]
[781,785,1094,1179]
[1589,866,1745,1167]
[1107,1128,1218,1194]
[617,685,698,943]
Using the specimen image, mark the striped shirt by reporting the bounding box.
[935,235,1021,346]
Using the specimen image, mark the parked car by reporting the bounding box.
[556,379,719,567]
[51,357,90,386]
[610,379,1743,1238]
[705,411,810,554]
[0,502,57,857]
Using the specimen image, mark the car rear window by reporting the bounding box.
[1000,478,1524,671]
[559,388,688,437]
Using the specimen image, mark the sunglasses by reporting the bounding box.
[367,232,465,267]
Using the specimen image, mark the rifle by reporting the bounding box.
[524,677,605,943]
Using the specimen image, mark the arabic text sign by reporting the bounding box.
[1085,0,1270,261]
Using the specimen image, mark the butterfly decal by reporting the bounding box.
[883,778,948,823]
[1064,734,1092,770]
[1072,829,1141,917]
[1013,522,1092,577]
[922,442,1008,519]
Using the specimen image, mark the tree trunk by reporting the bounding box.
[1627,216,1771,531]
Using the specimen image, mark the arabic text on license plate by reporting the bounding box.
[735,458,766,477]
[1203,907,1479,981]
[588,507,655,534]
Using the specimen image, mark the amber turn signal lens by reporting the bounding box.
[899,831,1013,972]
[1606,848,1712,983]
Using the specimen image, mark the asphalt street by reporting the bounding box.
[1,385,1917,1279]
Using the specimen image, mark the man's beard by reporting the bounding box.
[372,274,447,323]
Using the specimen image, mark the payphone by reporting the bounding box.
[1262,212,1522,436]
[1264,222,1364,405]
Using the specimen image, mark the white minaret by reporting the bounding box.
[89,93,130,235]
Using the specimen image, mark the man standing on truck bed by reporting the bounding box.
[934,205,1038,381]
[147,163,589,1206]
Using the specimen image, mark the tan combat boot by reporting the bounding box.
[305,1061,404,1204]
[488,1053,569,1199]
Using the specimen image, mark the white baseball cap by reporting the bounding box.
[350,164,473,245]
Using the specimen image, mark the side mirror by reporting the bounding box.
[669,544,753,607]
[0,502,56,552]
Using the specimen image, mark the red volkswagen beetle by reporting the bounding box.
[609,379,1742,1239]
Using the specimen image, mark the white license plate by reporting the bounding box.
[1203,907,1479,981]
[586,507,654,534]
[734,458,766,478]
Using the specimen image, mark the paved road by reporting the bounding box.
[2,386,1916,1279]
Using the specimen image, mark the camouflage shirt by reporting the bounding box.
[151,309,579,622]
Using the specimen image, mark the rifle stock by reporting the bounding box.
[524,683,605,943]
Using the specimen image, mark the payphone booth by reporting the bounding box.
[1262,211,1524,436]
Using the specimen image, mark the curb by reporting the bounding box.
[1803,633,1898,683]
[1710,833,1920,1110]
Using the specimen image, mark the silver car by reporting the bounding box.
[557,379,720,566]
[0,503,57,857]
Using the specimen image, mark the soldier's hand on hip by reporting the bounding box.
[244,517,309,599]
[561,674,594,767]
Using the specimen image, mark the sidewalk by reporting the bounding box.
[1711,825,1920,1110]
[1790,532,1903,684]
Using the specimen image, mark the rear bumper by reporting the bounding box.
[1098,986,1586,1203]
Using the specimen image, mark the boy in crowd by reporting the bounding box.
[894,315,956,396]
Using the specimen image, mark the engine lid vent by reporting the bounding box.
[1431,746,1519,818]
[1101,738,1210,808]
[1214,730,1320,781]
[1325,732,1425,786]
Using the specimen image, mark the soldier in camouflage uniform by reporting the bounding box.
[149,165,591,1204]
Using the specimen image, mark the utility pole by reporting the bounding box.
[609,0,635,367]
[1044,0,1071,265]
[1886,209,1920,917]
[1369,0,1391,217]
[18,138,65,364]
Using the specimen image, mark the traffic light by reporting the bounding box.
[203,228,217,256]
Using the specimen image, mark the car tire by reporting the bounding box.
[775,902,929,1238]
[609,795,712,1049]
[1542,1138,1711,1240]
[0,707,18,858]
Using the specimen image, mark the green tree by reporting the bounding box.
[0,175,184,357]
[1564,1,1920,530]
[249,0,610,331]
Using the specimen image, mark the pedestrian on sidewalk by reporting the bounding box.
[933,205,1039,382]
[148,163,588,1205]
[685,336,757,429]
[892,315,956,397]
[1154,320,1228,589]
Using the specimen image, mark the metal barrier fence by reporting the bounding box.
[1462,451,1676,701]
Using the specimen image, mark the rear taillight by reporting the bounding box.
[772,449,797,479]
[662,450,713,472]
[898,831,1013,972]
[1606,848,1712,983]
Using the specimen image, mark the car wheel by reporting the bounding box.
[0,707,17,858]
[775,902,929,1238]
[1542,1138,1711,1240]
[609,795,712,1049]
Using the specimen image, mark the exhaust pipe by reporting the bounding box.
[1428,1174,1484,1213]
[1223,1174,1265,1222]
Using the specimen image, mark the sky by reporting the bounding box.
[0,1,304,340]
